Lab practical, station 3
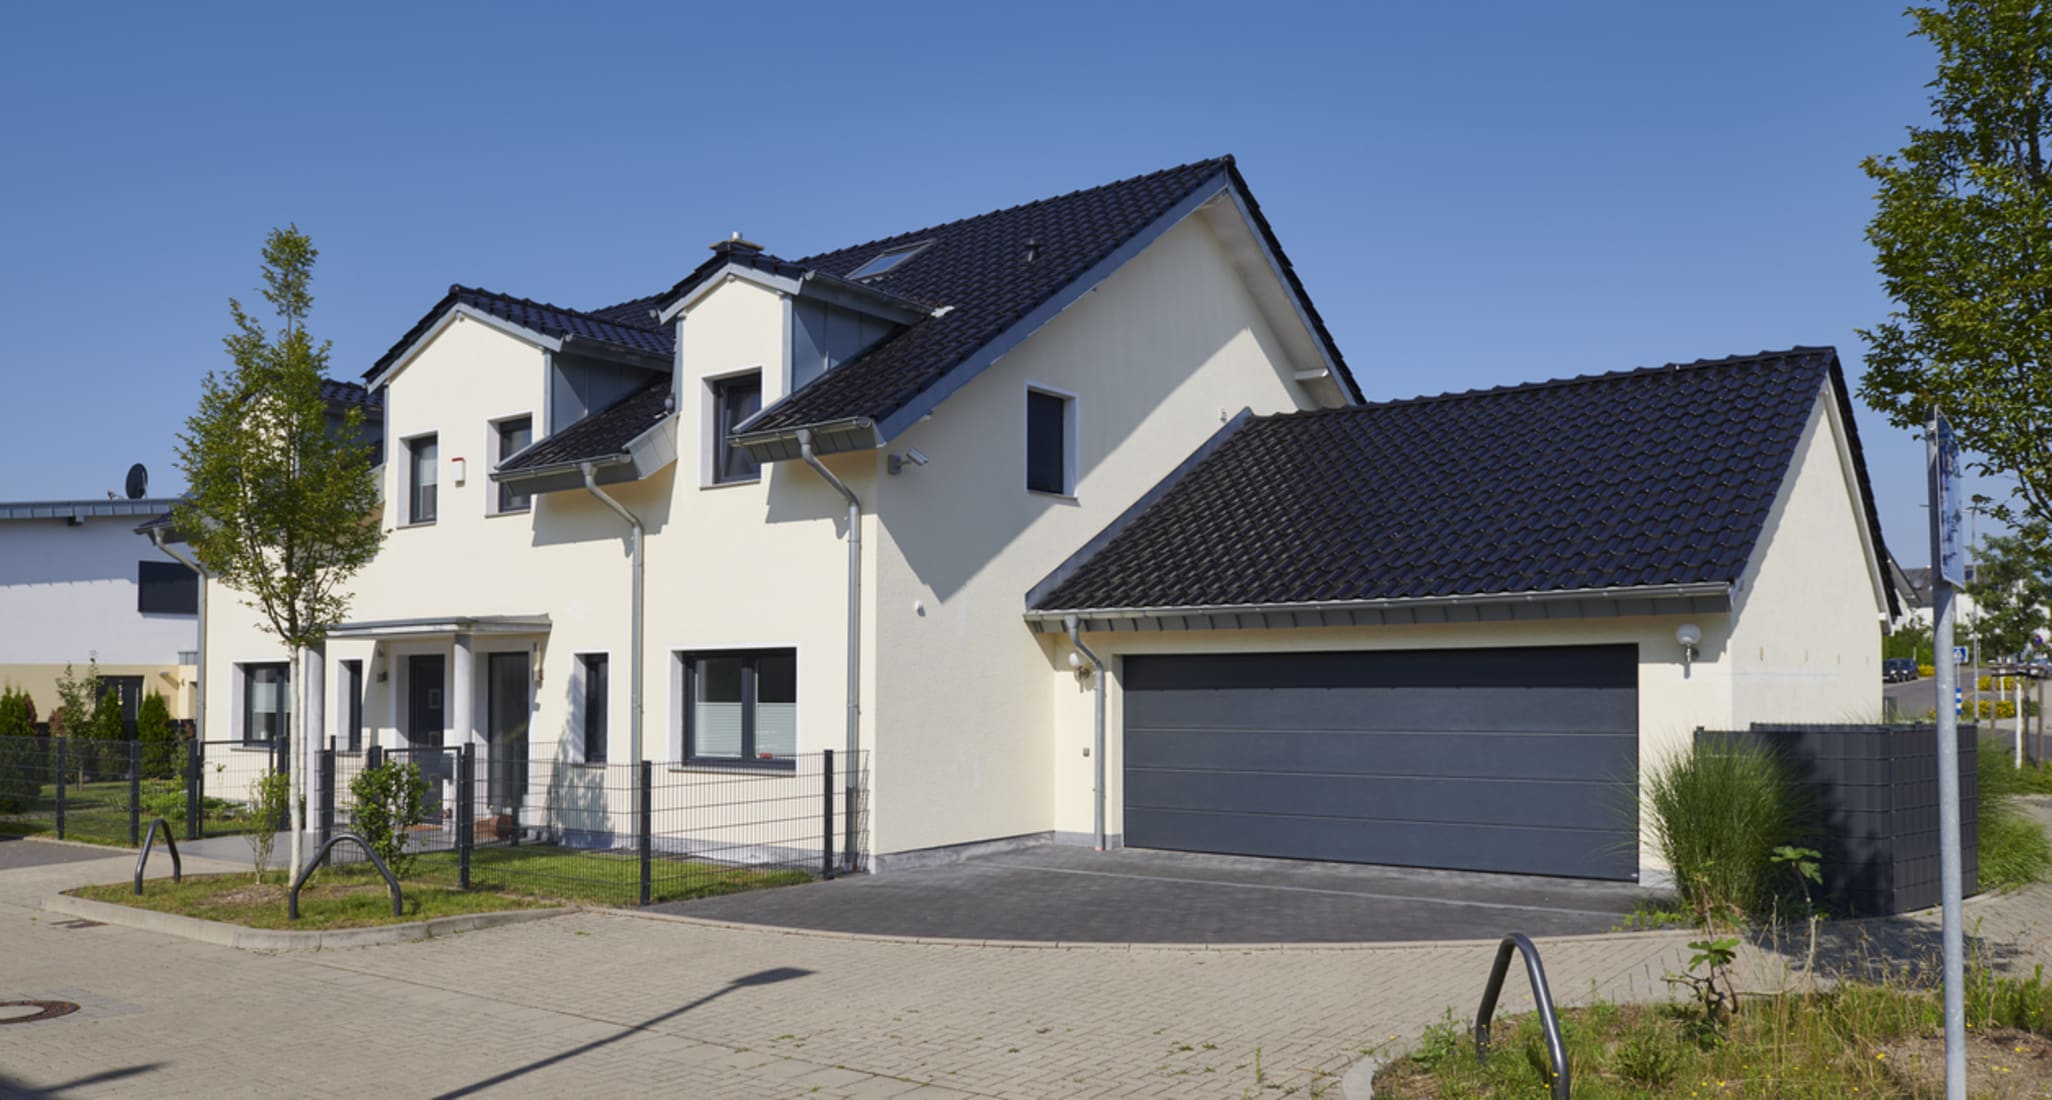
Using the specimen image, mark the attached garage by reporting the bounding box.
[1121,646,1640,880]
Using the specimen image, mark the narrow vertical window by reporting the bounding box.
[339,659,364,753]
[1026,388,1072,495]
[711,373,762,484]
[242,663,290,745]
[581,654,608,764]
[408,435,438,524]
[496,417,533,513]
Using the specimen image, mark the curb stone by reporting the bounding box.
[42,892,571,951]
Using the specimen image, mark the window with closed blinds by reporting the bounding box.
[680,650,796,766]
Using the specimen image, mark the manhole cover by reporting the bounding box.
[0,1001,80,1025]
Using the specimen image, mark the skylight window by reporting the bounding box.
[847,241,929,280]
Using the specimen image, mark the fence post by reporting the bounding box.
[457,744,473,891]
[318,747,335,846]
[845,751,858,874]
[54,737,66,840]
[638,760,653,906]
[185,735,201,841]
[128,741,141,847]
[366,744,382,772]
[822,749,836,880]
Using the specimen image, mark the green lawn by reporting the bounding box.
[70,867,547,930]
[405,845,814,906]
[0,777,270,846]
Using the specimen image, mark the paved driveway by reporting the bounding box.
[656,845,1650,943]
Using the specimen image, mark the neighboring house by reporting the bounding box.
[0,496,198,723]
[195,157,1895,882]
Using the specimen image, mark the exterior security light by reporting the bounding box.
[1068,651,1084,670]
[1676,623,1702,668]
[887,448,931,476]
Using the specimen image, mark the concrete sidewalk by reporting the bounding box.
[3,835,2047,1099]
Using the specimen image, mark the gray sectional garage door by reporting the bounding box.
[1122,646,1639,880]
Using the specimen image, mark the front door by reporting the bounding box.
[407,654,448,811]
[486,652,530,812]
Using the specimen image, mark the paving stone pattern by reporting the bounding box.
[2,822,2048,1098]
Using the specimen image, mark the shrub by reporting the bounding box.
[1978,749,2052,889]
[244,770,289,882]
[1643,738,1803,924]
[350,760,428,880]
[0,687,43,813]
[136,693,176,780]
[91,687,128,778]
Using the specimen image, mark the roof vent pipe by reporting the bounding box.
[1024,238,1040,264]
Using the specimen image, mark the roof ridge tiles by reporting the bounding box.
[793,155,1233,266]
[451,283,666,333]
[1251,347,1833,422]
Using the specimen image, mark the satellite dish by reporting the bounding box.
[124,464,148,500]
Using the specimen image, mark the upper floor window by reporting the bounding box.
[495,416,533,514]
[710,373,762,485]
[408,434,438,524]
[137,560,198,615]
[1026,387,1074,496]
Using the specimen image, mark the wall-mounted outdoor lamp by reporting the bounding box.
[1676,623,1702,669]
[887,448,930,476]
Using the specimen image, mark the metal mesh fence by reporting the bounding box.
[0,737,148,846]
[195,738,289,838]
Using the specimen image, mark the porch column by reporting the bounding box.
[380,643,398,752]
[451,632,475,746]
[303,646,325,827]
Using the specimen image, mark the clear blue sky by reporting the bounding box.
[0,2,1987,566]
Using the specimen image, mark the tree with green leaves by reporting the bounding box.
[1969,532,2052,657]
[1859,2,2052,539]
[52,660,100,788]
[137,692,176,781]
[0,687,41,814]
[175,226,383,878]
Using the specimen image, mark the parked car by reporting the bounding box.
[1883,657,1920,683]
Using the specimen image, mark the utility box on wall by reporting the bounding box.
[1695,723,1978,917]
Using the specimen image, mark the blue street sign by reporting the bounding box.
[1934,415,1966,586]
[1954,645,1970,665]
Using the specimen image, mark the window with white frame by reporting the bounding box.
[494,416,533,513]
[679,650,794,766]
[1025,387,1074,495]
[708,372,762,484]
[241,662,290,745]
[407,434,438,524]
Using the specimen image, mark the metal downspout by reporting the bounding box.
[150,530,205,743]
[796,429,861,872]
[1066,615,1106,850]
[581,464,645,772]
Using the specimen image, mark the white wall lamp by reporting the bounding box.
[1677,623,1703,670]
[1068,649,1094,683]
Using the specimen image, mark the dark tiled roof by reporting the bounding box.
[497,379,670,474]
[368,285,672,378]
[1034,348,1897,615]
[735,156,1360,435]
[320,378,383,411]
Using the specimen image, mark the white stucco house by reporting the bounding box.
[192,157,1897,881]
[1,496,198,722]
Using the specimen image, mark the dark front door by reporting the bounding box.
[1121,646,1641,881]
[407,654,448,810]
[486,653,530,811]
[102,675,145,738]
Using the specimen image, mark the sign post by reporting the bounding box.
[1928,409,1967,1100]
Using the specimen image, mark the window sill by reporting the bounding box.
[486,507,532,519]
[1027,489,1079,504]
[398,519,438,530]
[231,743,280,752]
[700,477,762,491]
[670,757,797,775]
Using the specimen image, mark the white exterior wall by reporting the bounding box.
[1726,392,1888,726]
[867,214,1324,855]
[0,515,197,716]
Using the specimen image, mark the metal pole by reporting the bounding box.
[458,744,472,891]
[1928,411,1967,1100]
[822,749,835,881]
[55,737,66,840]
[637,760,652,906]
[185,734,200,841]
[127,741,140,847]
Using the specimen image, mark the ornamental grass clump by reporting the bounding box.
[1644,739,1803,926]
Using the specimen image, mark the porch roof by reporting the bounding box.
[327,614,551,639]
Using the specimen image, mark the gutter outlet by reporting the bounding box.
[797,428,861,872]
[1066,615,1107,851]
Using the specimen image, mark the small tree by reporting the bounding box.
[244,770,290,883]
[1968,532,2052,659]
[91,687,127,779]
[349,760,428,880]
[176,226,384,877]
[1859,3,2052,538]
[136,693,177,780]
[52,661,100,787]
